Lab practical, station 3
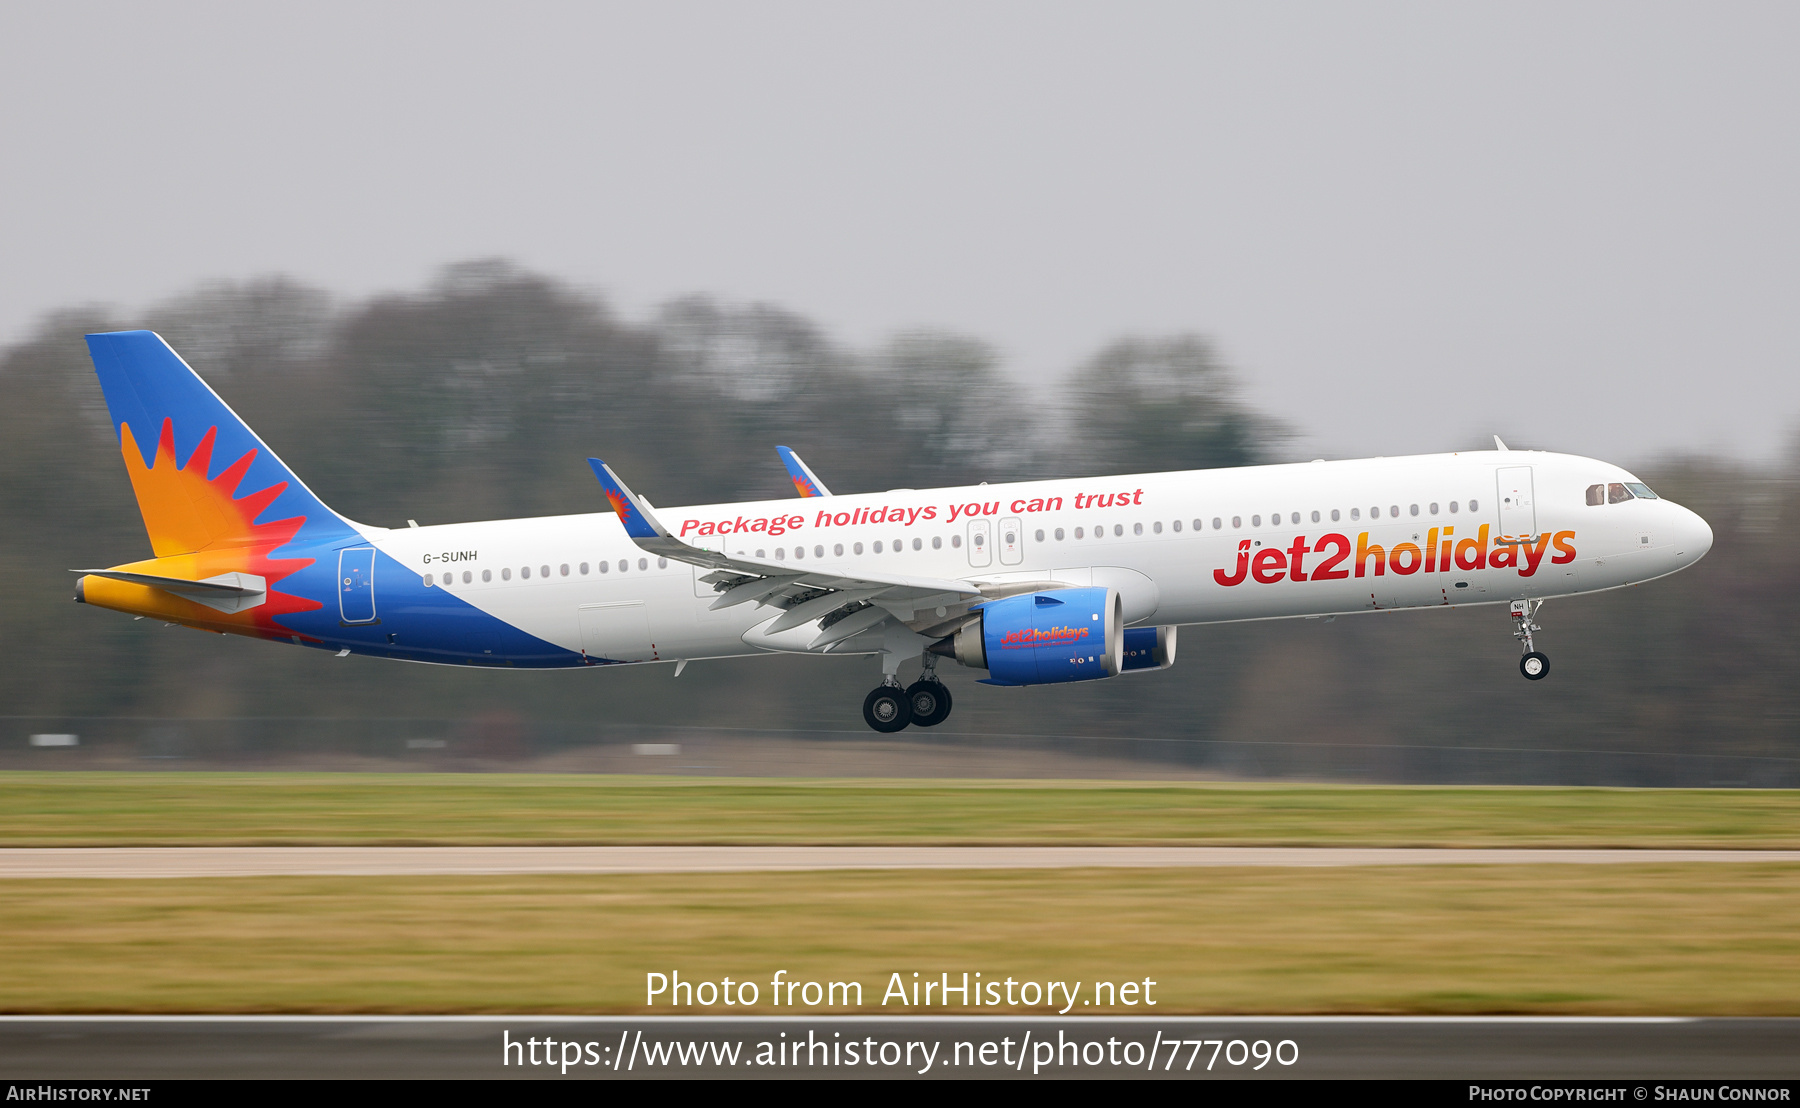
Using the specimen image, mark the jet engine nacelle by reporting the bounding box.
[935,586,1123,686]
[1120,625,1178,673]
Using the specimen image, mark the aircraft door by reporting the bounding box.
[967,519,992,567]
[998,517,1023,565]
[579,601,656,663]
[1496,466,1537,542]
[338,547,377,624]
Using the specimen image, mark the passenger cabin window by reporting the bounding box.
[639,558,648,570]
[502,568,512,581]
[1331,509,1341,521]
[482,570,492,582]
[1036,529,1046,541]
[1211,518,1221,530]
[1587,484,1606,506]
[853,543,863,554]
[1449,501,1459,513]
[952,535,962,548]
[1054,528,1065,540]
[424,573,433,586]
[1171,520,1182,532]
[1351,508,1361,521]
[1252,515,1261,527]
[464,571,472,584]
[1608,482,1633,504]
[1152,522,1162,534]
[520,566,530,579]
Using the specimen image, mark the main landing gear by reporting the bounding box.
[863,681,911,733]
[905,678,953,728]
[1511,598,1550,681]
[861,656,954,733]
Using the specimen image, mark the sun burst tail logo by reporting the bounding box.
[115,417,323,635]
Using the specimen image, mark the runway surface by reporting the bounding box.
[3,845,1798,878]
[2,1016,1797,1079]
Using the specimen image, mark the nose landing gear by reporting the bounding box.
[1512,598,1550,680]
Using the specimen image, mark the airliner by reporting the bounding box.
[74,331,1714,732]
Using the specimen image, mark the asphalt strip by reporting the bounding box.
[2,845,1798,878]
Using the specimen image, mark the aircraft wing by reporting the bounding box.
[589,459,978,649]
[775,445,833,498]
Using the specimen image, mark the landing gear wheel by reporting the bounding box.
[863,685,913,733]
[1520,651,1549,680]
[905,680,953,728]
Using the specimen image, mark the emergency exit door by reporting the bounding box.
[1496,466,1537,542]
[998,517,1024,565]
[966,519,992,567]
[338,547,377,624]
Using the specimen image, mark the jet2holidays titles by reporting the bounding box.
[675,487,1580,584]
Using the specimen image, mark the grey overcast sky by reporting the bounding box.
[3,2,1796,465]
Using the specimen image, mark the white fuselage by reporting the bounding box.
[364,449,1712,666]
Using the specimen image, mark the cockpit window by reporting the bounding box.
[1608,482,1633,504]
[1586,484,1605,506]
[1624,482,1658,500]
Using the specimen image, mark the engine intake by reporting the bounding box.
[931,587,1123,686]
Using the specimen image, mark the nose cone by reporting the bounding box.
[1670,502,1713,563]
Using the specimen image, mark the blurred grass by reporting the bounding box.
[1,772,1797,846]
[1,865,1796,1014]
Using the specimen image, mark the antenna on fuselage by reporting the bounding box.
[1493,435,1510,451]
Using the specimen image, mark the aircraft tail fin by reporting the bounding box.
[84,330,360,557]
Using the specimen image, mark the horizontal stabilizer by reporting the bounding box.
[74,569,267,614]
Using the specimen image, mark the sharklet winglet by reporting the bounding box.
[587,458,668,541]
[776,445,833,498]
